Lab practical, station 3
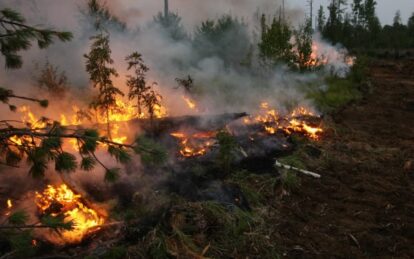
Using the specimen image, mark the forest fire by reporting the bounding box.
[4,199,12,216]
[35,184,105,244]
[182,96,197,110]
[14,97,169,146]
[19,106,48,129]
[244,102,323,140]
[6,199,12,209]
[171,131,216,157]
[305,43,329,67]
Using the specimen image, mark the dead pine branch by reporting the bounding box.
[275,160,321,178]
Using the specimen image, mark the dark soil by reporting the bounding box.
[273,59,414,258]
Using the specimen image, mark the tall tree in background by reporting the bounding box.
[125,52,151,117]
[323,0,347,44]
[351,0,364,27]
[363,0,381,46]
[393,10,402,26]
[193,15,251,68]
[294,19,314,71]
[408,13,414,45]
[259,14,294,66]
[84,33,124,140]
[390,11,409,56]
[349,0,365,47]
[316,5,326,32]
[152,12,188,42]
[308,0,314,28]
[0,8,72,68]
[86,0,126,31]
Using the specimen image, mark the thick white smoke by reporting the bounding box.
[0,0,355,222]
[0,0,311,116]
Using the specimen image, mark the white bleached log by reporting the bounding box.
[275,160,321,179]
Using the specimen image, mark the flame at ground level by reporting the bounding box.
[171,131,216,157]
[182,95,198,111]
[35,184,105,244]
[6,199,12,209]
[5,199,12,216]
[244,103,323,140]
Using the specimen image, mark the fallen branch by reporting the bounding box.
[275,160,321,178]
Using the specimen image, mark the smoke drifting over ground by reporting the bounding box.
[0,0,351,117]
[0,0,353,186]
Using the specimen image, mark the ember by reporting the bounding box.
[244,102,323,140]
[182,95,198,110]
[171,131,216,157]
[35,184,104,244]
[5,199,12,216]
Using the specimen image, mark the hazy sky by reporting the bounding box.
[289,0,413,25]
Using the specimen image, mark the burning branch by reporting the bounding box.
[0,124,166,181]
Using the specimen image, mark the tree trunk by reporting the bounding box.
[106,108,111,140]
[137,99,141,117]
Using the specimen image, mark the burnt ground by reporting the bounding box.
[273,59,414,258]
[2,59,412,259]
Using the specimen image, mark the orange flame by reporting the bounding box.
[182,96,197,110]
[171,131,216,157]
[5,199,13,216]
[17,96,168,146]
[6,199,12,209]
[35,184,105,244]
[245,102,323,140]
[19,106,47,129]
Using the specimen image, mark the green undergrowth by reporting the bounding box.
[308,76,362,112]
[125,199,280,258]
[306,56,369,113]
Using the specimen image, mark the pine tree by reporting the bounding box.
[84,33,124,140]
[316,6,326,32]
[85,0,126,31]
[143,90,162,124]
[408,13,414,46]
[363,0,381,47]
[294,19,314,71]
[0,6,164,183]
[351,0,364,26]
[125,52,150,117]
[152,12,188,41]
[323,0,347,44]
[393,10,402,27]
[193,15,251,67]
[0,8,72,68]
[259,15,294,66]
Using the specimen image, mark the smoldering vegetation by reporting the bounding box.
[0,0,355,255]
[0,0,352,214]
[0,0,351,118]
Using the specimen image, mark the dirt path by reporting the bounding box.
[275,60,414,258]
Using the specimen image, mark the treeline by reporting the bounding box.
[154,13,316,71]
[317,0,414,52]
